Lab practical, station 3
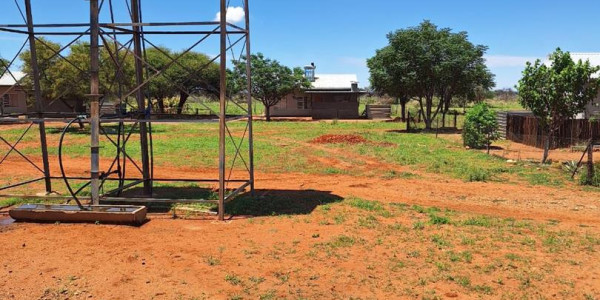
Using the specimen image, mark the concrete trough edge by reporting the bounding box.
[8,204,147,225]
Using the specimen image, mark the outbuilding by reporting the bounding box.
[271,63,364,119]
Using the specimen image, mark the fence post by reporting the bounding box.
[407,111,411,132]
[454,112,458,129]
[587,121,596,184]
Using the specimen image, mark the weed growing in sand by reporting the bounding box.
[429,213,450,225]
[225,274,243,286]
[413,221,425,230]
[205,255,221,266]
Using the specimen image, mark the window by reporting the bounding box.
[295,96,309,109]
[304,68,315,82]
[1,94,15,107]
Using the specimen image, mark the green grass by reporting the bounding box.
[346,197,384,212]
[0,197,52,208]
[0,112,579,195]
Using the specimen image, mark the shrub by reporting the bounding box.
[462,103,499,149]
[466,168,490,182]
[579,163,600,187]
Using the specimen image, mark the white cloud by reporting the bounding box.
[484,55,540,68]
[214,6,245,24]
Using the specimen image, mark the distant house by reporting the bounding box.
[0,71,28,116]
[271,63,363,119]
[569,53,600,119]
[0,71,89,116]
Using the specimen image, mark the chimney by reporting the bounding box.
[304,62,316,82]
[351,81,359,92]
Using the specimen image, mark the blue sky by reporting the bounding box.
[1,0,600,89]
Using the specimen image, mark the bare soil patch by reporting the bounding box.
[311,134,368,144]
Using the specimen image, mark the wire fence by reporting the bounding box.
[406,110,465,131]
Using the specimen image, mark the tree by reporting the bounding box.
[232,53,310,121]
[19,38,62,107]
[462,102,499,151]
[0,58,8,76]
[169,51,220,114]
[20,39,135,112]
[146,47,177,113]
[517,48,600,163]
[368,20,494,129]
[367,46,411,121]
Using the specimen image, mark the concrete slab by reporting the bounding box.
[9,204,147,225]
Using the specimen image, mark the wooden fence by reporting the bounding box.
[502,113,600,149]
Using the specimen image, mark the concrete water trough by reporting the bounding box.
[9,204,147,225]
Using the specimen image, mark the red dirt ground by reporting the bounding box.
[311,134,368,145]
[1,127,600,298]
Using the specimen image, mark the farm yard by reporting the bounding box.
[2,0,600,299]
[1,120,600,299]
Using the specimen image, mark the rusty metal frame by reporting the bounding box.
[0,0,255,220]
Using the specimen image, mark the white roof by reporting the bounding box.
[542,52,600,78]
[0,71,25,86]
[311,74,358,90]
[569,53,600,67]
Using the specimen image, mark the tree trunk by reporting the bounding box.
[265,105,271,122]
[542,130,551,164]
[425,95,433,130]
[441,97,447,128]
[401,101,406,122]
[587,142,595,183]
[177,91,189,115]
[588,124,596,184]
[157,97,165,114]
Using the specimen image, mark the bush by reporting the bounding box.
[579,163,600,187]
[462,102,499,149]
[466,168,490,182]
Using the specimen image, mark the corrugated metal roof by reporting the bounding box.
[310,74,358,90]
[0,71,26,86]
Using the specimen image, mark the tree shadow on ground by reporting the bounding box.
[103,186,344,217]
[226,189,344,217]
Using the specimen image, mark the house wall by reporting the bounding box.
[271,91,360,119]
[310,93,359,119]
[271,92,312,117]
[585,92,600,119]
[43,98,82,114]
[0,86,28,115]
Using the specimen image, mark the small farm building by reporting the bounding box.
[0,71,28,115]
[271,63,364,119]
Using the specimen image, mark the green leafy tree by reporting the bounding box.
[169,51,220,114]
[232,53,310,121]
[462,102,499,150]
[19,37,62,107]
[145,47,177,113]
[367,46,411,121]
[20,39,135,112]
[0,58,9,76]
[368,20,494,129]
[517,48,600,163]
